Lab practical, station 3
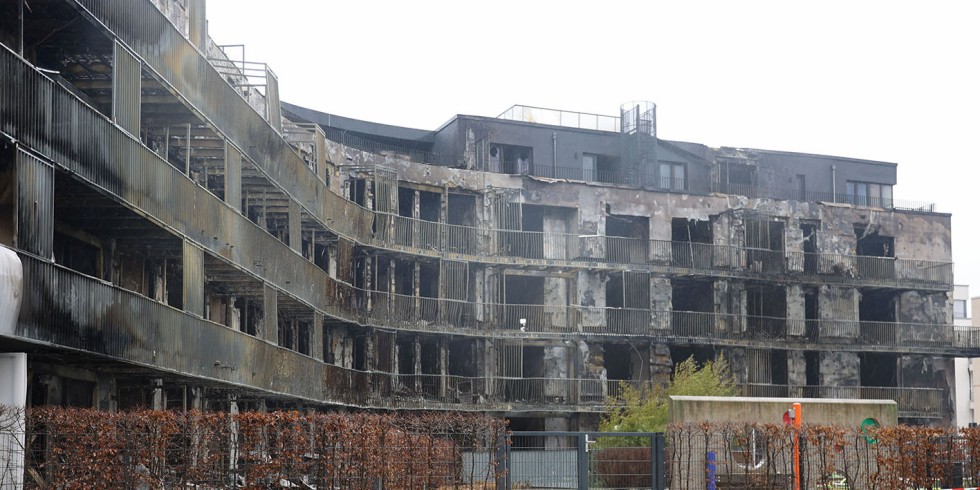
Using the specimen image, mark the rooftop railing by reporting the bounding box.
[497,105,621,132]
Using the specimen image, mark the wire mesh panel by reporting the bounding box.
[508,433,580,488]
[505,431,665,490]
[591,434,659,489]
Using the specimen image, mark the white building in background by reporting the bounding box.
[954,285,975,426]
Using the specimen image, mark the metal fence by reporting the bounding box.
[500,431,666,489]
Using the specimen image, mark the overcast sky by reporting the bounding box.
[207,1,980,301]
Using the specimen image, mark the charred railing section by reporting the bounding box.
[15,250,953,413]
[15,252,325,401]
[373,213,952,289]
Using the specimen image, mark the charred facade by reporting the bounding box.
[0,0,972,427]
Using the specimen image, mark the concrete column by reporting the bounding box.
[263,284,278,344]
[786,284,805,337]
[820,351,860,398]
[651,343,672,389]
[788,351,807,387]
[413,336,422,392]
[288,199,301,253]
[364,329,375,371]
[311,312,324,361]
[228,395,239,474]
[545,417,570,450]
[543,212,567,260]
[544,277,567,330]
[413,261,421,319]
[151,379,164,410]
[0,353,26,489]
[577,271,605,331]
[439,338,448,398]
[187,0,207,50]
[651,276,671,332]
[224,142,242,213]
[96,374,116,411]
[364,179,375,211]
[183,241,205,317]
[544,345,569,404]
[819,286,860,338]
[189,387,203,411]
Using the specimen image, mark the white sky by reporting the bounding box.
[207,1,980,296]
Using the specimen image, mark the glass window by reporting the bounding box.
[660,163,671,189]
[847,181,894,209]
[955,299,968,319]
[660,163,685,191]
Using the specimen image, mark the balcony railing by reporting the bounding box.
[739,383,943,419]
[373,214,953,288]
[321,282,978,352]
[12,251,963,413]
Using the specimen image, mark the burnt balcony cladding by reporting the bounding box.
[0,0,966,423]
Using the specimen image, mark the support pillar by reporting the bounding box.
[224,142,242,213]
[439,338,448,398]
[0,353,26,488]
[151,379,164,410]
[183,241,204,317]
[288,198,301,252]
[312,312,324,361]
[263,284,278,344]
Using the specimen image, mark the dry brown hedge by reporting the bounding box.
[4,407,505,489]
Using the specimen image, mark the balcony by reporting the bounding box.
[739,384,943,419]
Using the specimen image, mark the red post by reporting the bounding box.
[793,402,802,490]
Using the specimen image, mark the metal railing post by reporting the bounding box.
[495,431,509,490]
[577,433,589,490]
[654,433,666,490]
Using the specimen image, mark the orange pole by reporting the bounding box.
[793,402,802,490]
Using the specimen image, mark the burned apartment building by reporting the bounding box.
[0,0,975,429]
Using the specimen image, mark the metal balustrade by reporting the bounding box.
[739,383,943,418]
[10,250,963,412]
[369,211,952,288]
[317,278,979,352]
